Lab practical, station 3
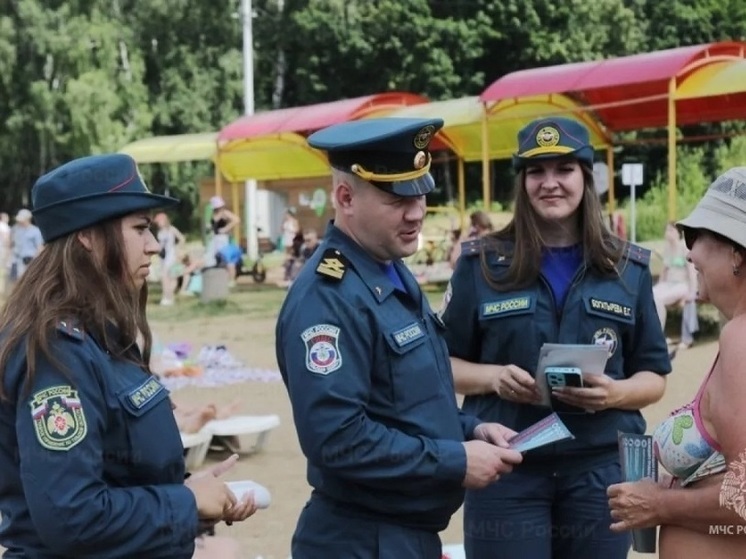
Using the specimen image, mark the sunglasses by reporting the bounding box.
[682,228,699,250]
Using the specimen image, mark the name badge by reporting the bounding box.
[588,297,632,320]
[392,323,425,348]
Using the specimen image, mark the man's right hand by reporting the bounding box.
[462,440,523,489]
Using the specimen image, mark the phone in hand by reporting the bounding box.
[545,366,583,388]
[545,366,585,414]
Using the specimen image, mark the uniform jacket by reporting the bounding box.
[442,238,671,473]
[276,223,481,532]
[0,322,198,558]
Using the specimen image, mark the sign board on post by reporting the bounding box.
[621,163,644,243]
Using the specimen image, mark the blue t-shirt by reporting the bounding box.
[540,244,583,311]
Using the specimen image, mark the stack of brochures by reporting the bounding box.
[618,432,657,553]
[507,412,574,453]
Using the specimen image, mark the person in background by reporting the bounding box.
[448,210,494,269]
[608,167,746,559]
[9,208,43,285]
[441,116,670,559]
[276,118,523,559]
[653,222,699,352]
[281,207,300,256]
[206,196,239,267]
[217,239,243,288]
[154,212,185,306]
[0,153,256,558]
[287,229,321,285]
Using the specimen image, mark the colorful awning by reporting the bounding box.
[218,92,428,141]
[118,133,218,163]
[481,42,746,131]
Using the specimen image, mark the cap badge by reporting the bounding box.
[413,125,436,150]
[536,126,560,148]
[413,151,427,170]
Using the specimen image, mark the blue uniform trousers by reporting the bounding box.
[464,462,630,559]
[292,494,442,559]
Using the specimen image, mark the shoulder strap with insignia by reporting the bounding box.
[57,319,85,341]
[460,238,483,257]
[316,248,350,281]
[623,242,651,267]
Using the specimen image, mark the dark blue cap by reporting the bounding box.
[308,117,444,197]
[32,153,179,242]
[512,116,594,171]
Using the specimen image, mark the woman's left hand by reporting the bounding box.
[551,373,621,412]
[607,479,664,531]
[223,492,259,525]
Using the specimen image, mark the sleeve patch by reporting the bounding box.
[29,385,87,451]
[301,324,342,375]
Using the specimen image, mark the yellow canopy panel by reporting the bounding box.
[119,133,218,163]
[485,94,610,161]
[217,133,331,182]
[676,60,746,100]
[384,97,487,161]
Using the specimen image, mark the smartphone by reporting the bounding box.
[544,366,583,388]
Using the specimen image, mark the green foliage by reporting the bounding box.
[0,0,744,228]
[623,135,746,241]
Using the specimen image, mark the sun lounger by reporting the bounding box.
[180,430,213,470]
[442,544,465,559]
[203,414,281,455]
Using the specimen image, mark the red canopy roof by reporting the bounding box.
[481,42,746,131]
[218,92,428,141]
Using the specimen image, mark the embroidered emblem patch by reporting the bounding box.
[482,296,532,317]
[588,297,632,319]
[592,327,618,356]
[301,324,342,375]
[30,386,87,451]
[392,323,425,348]
[536,126,560,148]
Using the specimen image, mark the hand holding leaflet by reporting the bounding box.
[508,412,574,453]
[618,433,657,553]
[534,343,610,412]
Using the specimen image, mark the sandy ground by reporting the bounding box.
[150,294,717,559]
[0,285,718,559]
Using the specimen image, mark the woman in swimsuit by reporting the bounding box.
[608,167,746,558]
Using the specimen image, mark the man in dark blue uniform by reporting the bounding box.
[275,118,524,558]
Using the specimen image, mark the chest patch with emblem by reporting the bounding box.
[301,324,342,375]
[392,322,425,348]
[592,327,618,356]
[30,385,87,451]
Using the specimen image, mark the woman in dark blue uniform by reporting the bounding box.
[0,153,256,558]
[441,117,671,559]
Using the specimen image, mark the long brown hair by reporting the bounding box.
[482,163,623,291]
[0,218,152,401]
